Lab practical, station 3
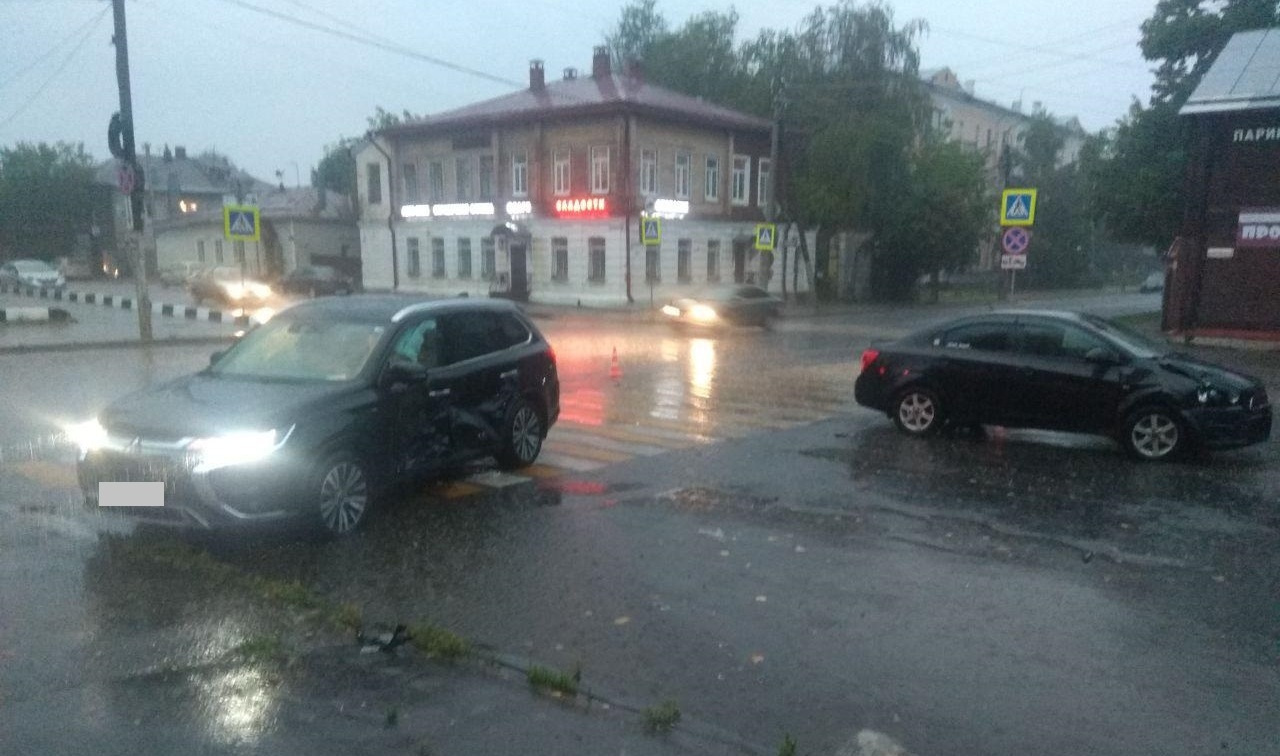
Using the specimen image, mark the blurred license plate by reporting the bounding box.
[99,481,164,507]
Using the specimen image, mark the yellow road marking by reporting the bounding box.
[542,440,632,463]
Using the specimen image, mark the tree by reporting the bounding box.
[875,135,991,299]
[605,0,669,68]
[312,137,358,200]
[1091,0,1280,248]
[0,141,97,261]
[367,106,420,131]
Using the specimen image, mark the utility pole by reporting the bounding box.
[111,0,152,340]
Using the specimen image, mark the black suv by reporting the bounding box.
[73,296,559,534]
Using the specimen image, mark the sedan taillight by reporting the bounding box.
[860,348,880,374]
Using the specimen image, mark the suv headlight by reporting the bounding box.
[1196,385,1240,407]
[188,427,292,472]
[66,418,108,453]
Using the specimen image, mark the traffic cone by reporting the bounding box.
[609,347,622,381]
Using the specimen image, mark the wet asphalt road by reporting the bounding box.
[2,290,1278,755]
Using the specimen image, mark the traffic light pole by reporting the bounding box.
[111,0,152,341]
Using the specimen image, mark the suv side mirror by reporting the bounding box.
[381,362,428,389]
[1084,346,1122,365]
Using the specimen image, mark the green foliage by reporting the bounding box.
[0,141,97,261]
[642,699,682,733]
[230,634,288,664]
[874,135,991,297]
[367,106,420,131]
[526,664,579,697]
[778,733,798,756]
[312,138,358,200]
[407,622,471,660]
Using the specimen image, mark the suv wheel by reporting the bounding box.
[315,451,371,535]
[1122,406,1184,461]
[892,387,942,437]
[497,398,543,469]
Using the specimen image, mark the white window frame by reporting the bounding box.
[704,155,719,202]
[640,148,657,196]
[402,162,419,202]
[706,239,720,282]
[456,237,472,279]
[553,149,570,196]
[552,237,568,282]
[588,237,606,283]
[406,237,421,278]
[512,150,528,197]
[731,154,750,206]
[590,146,610,195]
[431,238,446,278]
[677,238,691,283]
[675,152,691,199]
[757,157,772,211]
[478,154,494,200]
[455,156,473,202]
[428,161,444,202]
[480,237,495,280]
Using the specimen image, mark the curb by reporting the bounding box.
[0,306,72,323]
[0,283,250,327]
[0,334,236,355]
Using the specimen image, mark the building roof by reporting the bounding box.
[382,73,773,136]
[94,150,273,196]
[1182,28,1280,115]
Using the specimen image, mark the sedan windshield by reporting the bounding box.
[1081,314,1169,359]
[210,318,385,381]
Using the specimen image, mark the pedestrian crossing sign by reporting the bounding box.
[641,217,661,245]
[1000,188,1037,226]
[755,223,776,252]
[224,204,260,241]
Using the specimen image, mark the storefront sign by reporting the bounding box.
[1237,208,1280,248]
[401,201,530,219]
[651,199,689,219]
[1232,126,1280,144]
[553,197,608,217]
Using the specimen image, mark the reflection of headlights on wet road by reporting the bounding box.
[188,427,290,472]
[688,304,718,323]
[66,418,108,453]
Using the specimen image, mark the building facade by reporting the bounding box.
[1167,29,1280,341]
[93,146,275,274]
[357,48,808,306]
[152,187,360,281]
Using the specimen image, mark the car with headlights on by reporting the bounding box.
[278,265,356,297]
[854,311,1271,460]
[1,258,66,290]
[71,295,559,535]
[660,284,780,328]
[187,265,272,306]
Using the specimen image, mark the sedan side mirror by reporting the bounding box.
[1084,346,1122,365]
[380,362,428,389]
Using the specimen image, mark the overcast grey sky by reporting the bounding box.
[0,0,1157,185]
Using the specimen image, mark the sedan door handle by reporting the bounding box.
[428,388,451,398]
[500,369,519,379]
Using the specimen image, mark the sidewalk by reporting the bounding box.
[0,293,237,353]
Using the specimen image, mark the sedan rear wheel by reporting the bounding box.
[892,387,942,437]
[1122,407,1184,461]
[315,452,370,535]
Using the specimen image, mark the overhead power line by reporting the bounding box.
[0,5,108,128]
[0,5,108,92]
[930,25,1141,68]
[209,0,522,89]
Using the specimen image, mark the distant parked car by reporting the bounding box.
[56,256,96,281]
[187,266,272,307]
[1,259,66,289]
[157,261,205,288]
[1139,271,1165,293]
[660,285,780,328]
[854,311,1272,461]
[278,265,355,297]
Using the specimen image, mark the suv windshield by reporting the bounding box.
[210,317,385,381]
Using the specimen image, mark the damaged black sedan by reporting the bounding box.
[855,311,1271,460]
[70,296,559,535]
